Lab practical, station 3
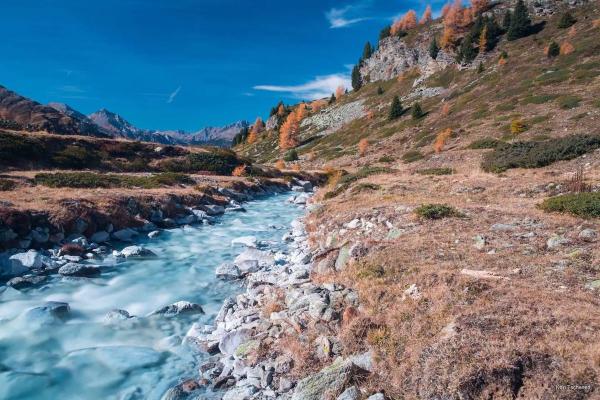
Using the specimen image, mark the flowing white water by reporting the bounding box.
[0,194,303,400]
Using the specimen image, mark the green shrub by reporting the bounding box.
[283,149,299,162]
[160,149,242,175]
[338,166,392,185]
[52,145,101,169]
[417,167,454,176]
[415,204,462,219]
[351,183,381,193]
[402,150,424,163]
[481,134,600,173]
[0,132,44,163]
[467,138,502,149]
[0,179,17,191]
[557,95,581,109]
[521,94,558,105]
[34,172,193,189]
[0,119,23,130]
[539,192,600,218]
[547,41,560,58]
[557,12,576,29]
[378,155,395,163]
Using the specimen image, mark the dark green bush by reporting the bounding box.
[557,12,576,29]
[34,172,193,189]
[481,135,600,173]
[0,119,23,130]
[539,192,600,218]
[557,95,581,109]
[415,204,462,219]
[52,145,101,169]
[338,166,393,185]
[378,155,395,163]
[283,149,299,162]
[0,132,44,163]
[160,149,242,175]
[351,183,381,193]
[0,179,17,191]
[402,150,424,163]
[467,138,502,149]
[417,167,454,176]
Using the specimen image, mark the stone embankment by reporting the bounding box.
[187,185,385,400]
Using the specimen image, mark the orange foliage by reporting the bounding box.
[434,128,452,153]
[392,10,417,34]
[291,164,301,172]
[498,56,507,66]
[247,117,264,144]
[479,25,488,52]
[441,103,451,116]
[358,139,369,157]
[420,6,432,25]
[471,0,489,15]
[560,41,575,55]
[279,104,308,150]
[568,26,577,38]
[311,99,327,113]
[594,19,600,29]
[232,164,247,177]
[277,104,286,116]
[335,86,346,99]
[441,0,473,48]
[366,110,374,120]
[275,159,285,170]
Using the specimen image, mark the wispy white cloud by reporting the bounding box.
[254,73,350,100]
[58,85,85,93]
[326,6,369,28]
[167,86,181,103]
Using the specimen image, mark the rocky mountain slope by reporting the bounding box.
[1,87,248,146]
[230,1,600,398]
[0,85,103,136]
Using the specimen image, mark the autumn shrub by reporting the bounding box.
[275,159,286,170]
[539,192,600,219]
[283,149,299,162]
[415,204,462,219]
[358,139,369,157]
[560,41,575,55]
[481,134,600,173]
[402,150,424,163]
[434,128,453,152]
[417,167,454,176]
[231,164,248,177]
[467,138,501,149]
[557,95,581,109]
[0,179,17,191]
[510,119,527,135]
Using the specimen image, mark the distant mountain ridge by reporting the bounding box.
[0,85,247,146]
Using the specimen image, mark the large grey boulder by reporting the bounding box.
[112,228,138,242]
[24,301,70,324]
[0,252,28,278]
[234,248,274,268]
[90,231,110,243]
[292,359,368,400]
[9,250,42,269]
[215,263,242,280]
[58,263,101,277]
[337,386,360,400]
[231,236,257,248]
[7,275,47,290]
[219,328,252,356]
[149,301,204,317]
[119,246,157,258]
[201,205,226,216]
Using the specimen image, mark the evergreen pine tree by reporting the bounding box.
[329,94,336,105]
[557,12,576,29]
[411,102,424,120]
[377,86,384,95]
[429,37,440,59]
[477,62,485,73]
[389,96,403,120]
[547,41,560,58]
[379,25,391,41]
[362,42,373,60]
[507,0,532,41]
[351,65,363,91]
[485,16,502,51]
[502,10,512,32]
[459,34,477,63]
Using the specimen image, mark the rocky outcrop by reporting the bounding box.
[301,100,366,136]
[360,35,455,83]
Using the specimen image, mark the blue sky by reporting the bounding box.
[0,0,446,131]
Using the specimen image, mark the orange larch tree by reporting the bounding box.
[279,104,308,150]
[335,86,345,100]
[420,6,432,25]
[434,128,452,153]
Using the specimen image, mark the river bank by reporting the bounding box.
[0,181,320,399]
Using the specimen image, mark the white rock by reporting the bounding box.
[231,236,258,248]
[9,250,42,270]
[579,229,597,242]
[119,246,157,258]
